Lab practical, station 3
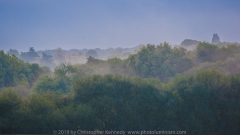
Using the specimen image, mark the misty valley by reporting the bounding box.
[1,36,240,134]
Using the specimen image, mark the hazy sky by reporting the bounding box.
[1,0,240,52]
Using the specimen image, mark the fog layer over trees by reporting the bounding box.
[1,40,240,134]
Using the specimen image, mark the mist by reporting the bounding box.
[1,0,240,134]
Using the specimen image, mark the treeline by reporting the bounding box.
[57,42,240,82]
[1,71,240,134]
[6,42,240,84]
[184,43,240,75]
[73,42,240,82]
[7,45,144,69]
[0,51,50,96]
[125,42,240,82]
[1,42,240,134]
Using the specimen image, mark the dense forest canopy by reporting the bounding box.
[1,42,240,134]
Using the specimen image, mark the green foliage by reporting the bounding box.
[184,53,240,76]
[71,64,95,79]
[60,104,101,130]
[126,43,194,82]
[106,57,130,75]
[196,42,218,62]
[72,74,170,130]
[33,63,98,94]
[0,51,43,89]
[170,70,240,134]
[84,56,132,76]
[54,63,75,77]
[2,42,240,134]
[33,76,71,93]
[196,42,240,63]
[0,89,23,134]
[1,71,240,134]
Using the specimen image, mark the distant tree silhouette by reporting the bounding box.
[20,47,39,62]
[7,49,20,57]
[212,33,220,44]
[86,49,98,58]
